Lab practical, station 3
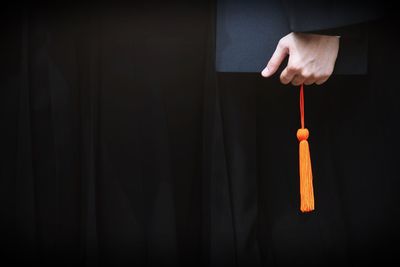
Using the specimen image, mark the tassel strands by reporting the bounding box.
[297,84,315,213]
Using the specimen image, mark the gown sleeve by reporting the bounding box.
[281,0,385,75]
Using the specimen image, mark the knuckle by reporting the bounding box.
[292,80,302,86]
[316,76,329,85]
[322,68,334,77]
[278,38,291,50]
[287,65,300,73]
[280,74,289,84]
[291,77,303,86]
[301,70,313,79]
[316,72,329,80]
[304,80,314,85]
[321,74,330,80]
[278,37,286,46]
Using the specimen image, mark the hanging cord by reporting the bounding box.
[300,84,305,129]
[296,84,315,213]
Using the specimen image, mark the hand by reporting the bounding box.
[261,32,340,85]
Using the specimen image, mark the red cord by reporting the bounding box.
[300,84,304,129]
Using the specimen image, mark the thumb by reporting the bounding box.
[261,42,289,77]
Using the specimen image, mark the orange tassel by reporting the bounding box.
[297,84,315,213]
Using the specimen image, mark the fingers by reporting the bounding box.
[264,32,339,86]
[261,41,289,77]
[261,32,338,86]
[281,65,333,86]
[279,66,297,84]
[304,76,317,85]
[291,74,306,86]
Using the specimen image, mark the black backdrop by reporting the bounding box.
[1,2,399,266]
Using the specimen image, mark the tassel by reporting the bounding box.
[297,84,315,213]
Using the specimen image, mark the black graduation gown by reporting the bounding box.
[1,2,214,265]
[213,0,400,265]
[1,1,399,266]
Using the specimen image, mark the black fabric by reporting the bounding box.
[306,22,370,75]
[1,2,400,266]
[281,0,384,33]
[215,0,377,74]
[1,3,213,265]
[215,0,291,73]
[216,13,400,265]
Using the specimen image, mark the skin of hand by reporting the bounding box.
[261,32,340,85]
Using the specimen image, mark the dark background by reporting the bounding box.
[1,1,399,266]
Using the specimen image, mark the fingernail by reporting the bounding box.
[261,66,269,77]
